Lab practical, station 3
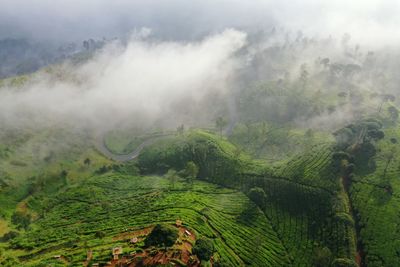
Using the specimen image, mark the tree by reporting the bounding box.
[177,124,185,135]
[165,169,178,189]
[248,187,267,208]
[215,117,228,137]
[320,58,330,68]
[382,147,396,179]
[145,224,178,249]
[11,211,31,230]
[331,257,358,267]
[378,94,395,113]
[244,120,253,143]
[94,231,106,239]
[192,238,214,262]
[368,129,384,141]
[60,170,68,178]
[300,64,309,89]
[233,147,242,159]
[185,161,198,186]
[313,246,332,267]
[0,231,19,242]
[84,158,91,166]
[388,106,399,122]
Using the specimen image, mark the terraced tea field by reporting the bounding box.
[10,174,290,266]
[349,127,400,266]
[274,142,337,191]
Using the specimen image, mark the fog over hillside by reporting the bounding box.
[0,29,246,130]
[2,2,400,267]
[1,0,400,131]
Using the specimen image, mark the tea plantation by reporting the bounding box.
[5,174,290,266]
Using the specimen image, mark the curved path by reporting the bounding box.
[96,100,238,162]
[95,133,172,162]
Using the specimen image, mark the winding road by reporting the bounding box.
[95,133,172,162]
[95,101,238,162]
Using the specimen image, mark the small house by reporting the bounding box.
[112,246,123,260]
[184,230,191,236]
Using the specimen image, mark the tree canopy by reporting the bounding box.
[193,237,214,261]
[248,187,267,208]
[145,224,178,248]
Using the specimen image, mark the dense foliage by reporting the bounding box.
[144,224,178,248]
[193,238,214,261]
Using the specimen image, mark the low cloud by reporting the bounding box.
[0,29,246,131]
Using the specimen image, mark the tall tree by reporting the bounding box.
[215,116,228,137]
[248,187,267,208]
[165,169,178,189]
[185,161,198,186]
[388,106,399,122]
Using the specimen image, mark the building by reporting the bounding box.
[112,247,123,260]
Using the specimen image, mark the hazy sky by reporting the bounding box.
[1,0,399,46]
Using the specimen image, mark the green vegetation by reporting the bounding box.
[248,187,267,208]
[103,129,171,154]
[136,130,357,266]
[348,124,400,267]
[2,65,400,266]
[3,174,289,266]
[3,21,400,267]
[193,238,214,261]
[0,124,386,266]
[144,224,178,248]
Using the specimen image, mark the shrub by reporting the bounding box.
[145,224,178,248]
[331,258,358,267]
[0,231,19,242]
[332,151,351,170]
[312,246,332,267]
[368,129,384,140]
[345,163,355,175]
[94,231,106,239]
[335,212,355,227]
[248,187,267,208]
[192,238,214,261]
[185,161,199,184]
[11,211,31,230]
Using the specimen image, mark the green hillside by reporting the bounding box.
[349,125,400,266]
[0,128,354,266]
[1,49,400,266]
[6,174,289,266]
